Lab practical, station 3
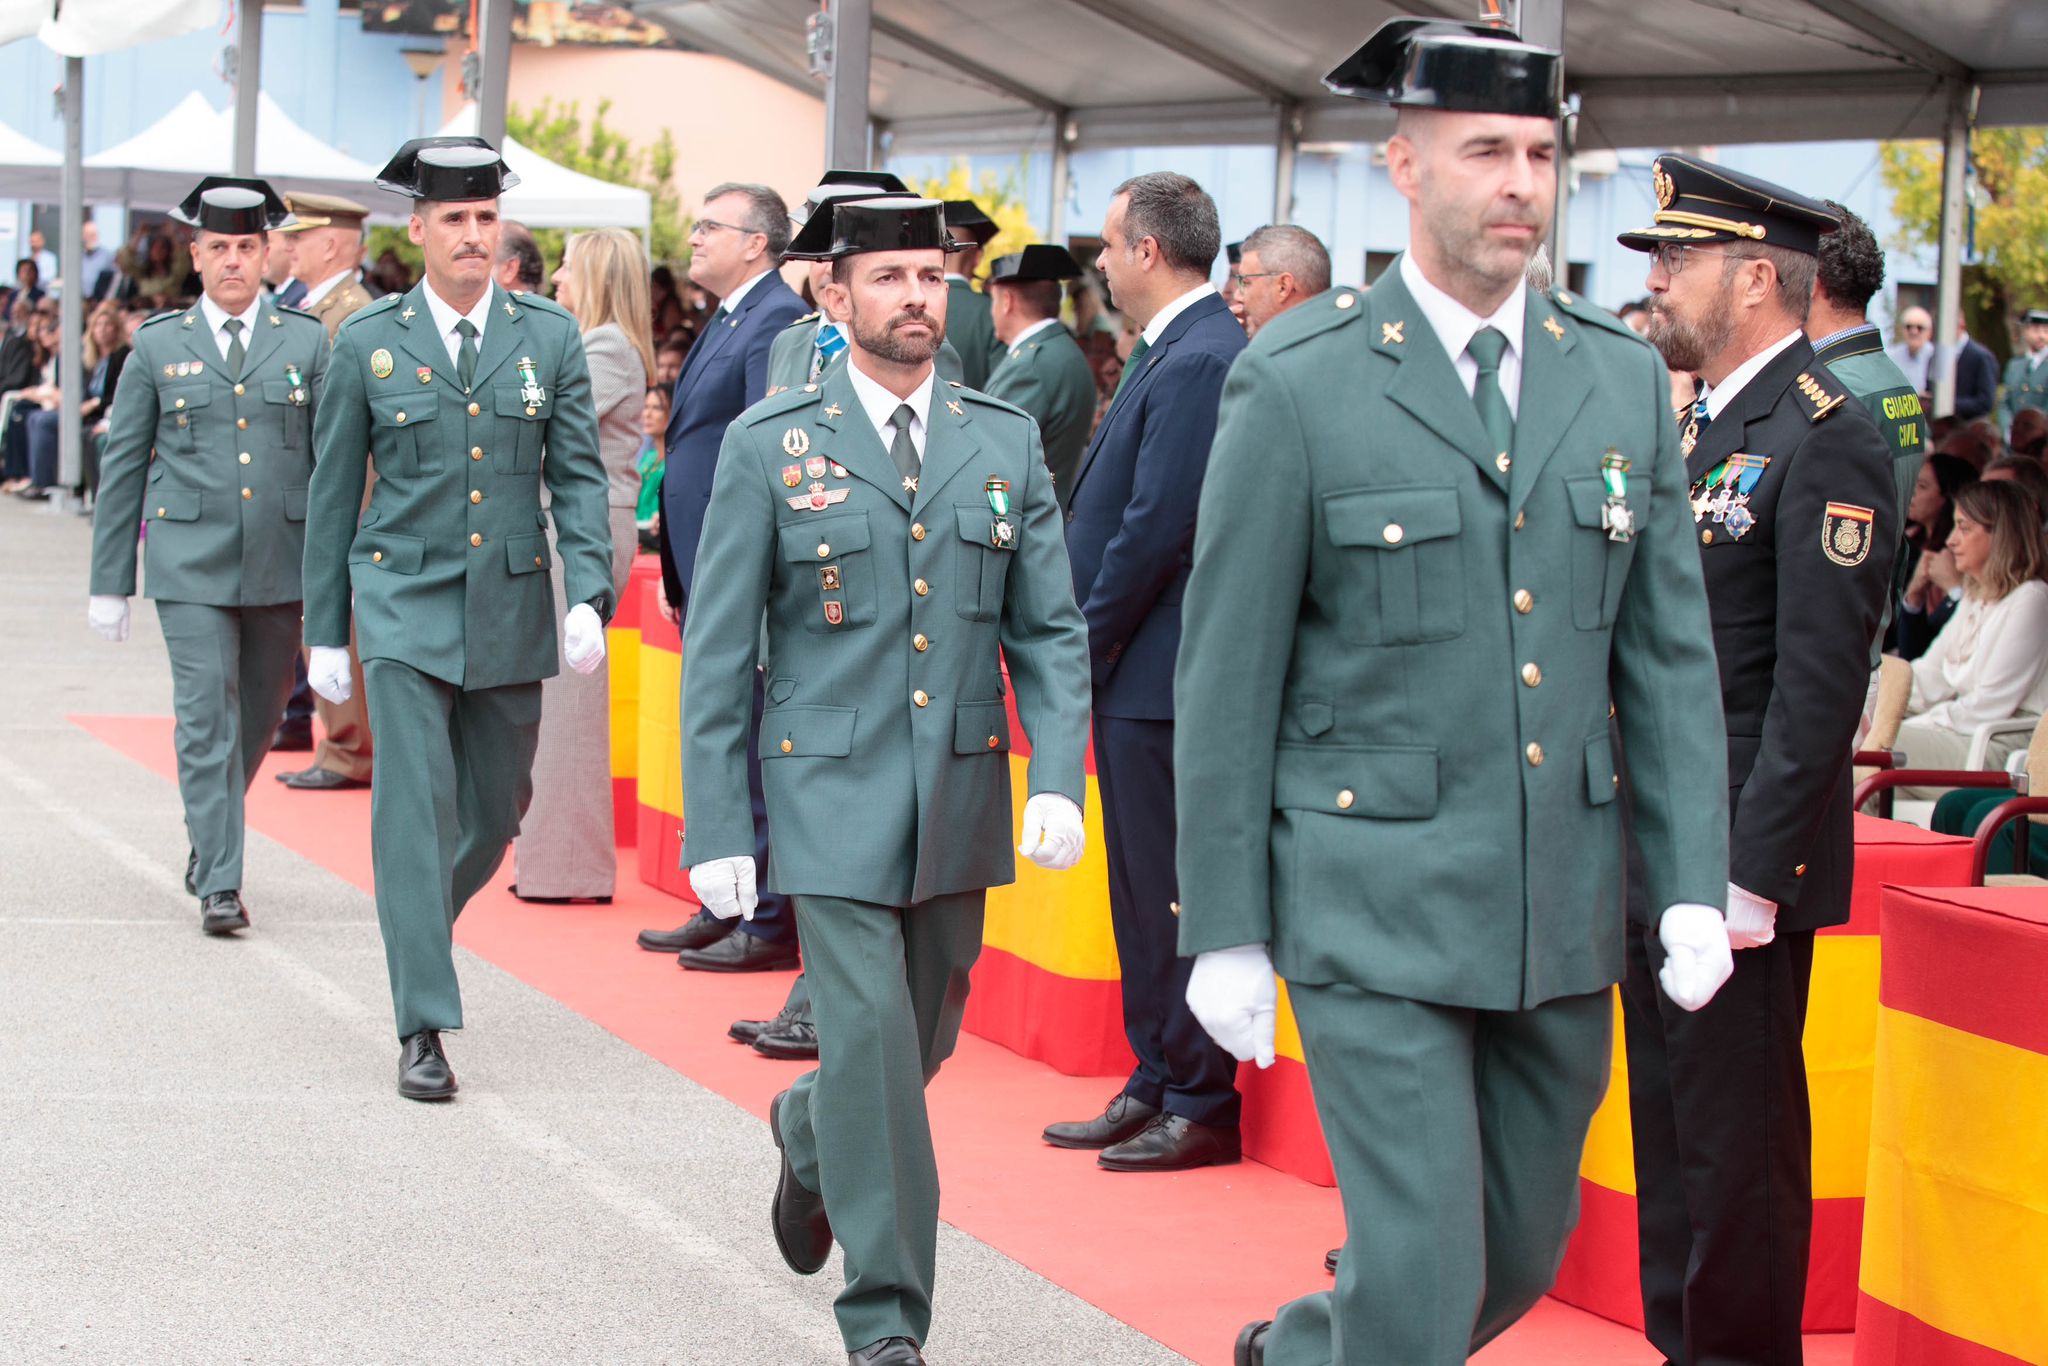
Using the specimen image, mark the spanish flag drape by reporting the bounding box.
[1855,885,2048,1366]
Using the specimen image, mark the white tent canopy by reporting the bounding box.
[434,104,651,234]
[0,116,62,199]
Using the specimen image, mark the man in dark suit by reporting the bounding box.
[642,182,809,973]
[1950,319,1998,422]
[1620,155,1899,1366]
[1043,172,1246,1172]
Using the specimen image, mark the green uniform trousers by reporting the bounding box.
[775,890,984,1352]
[155,600,304,898]
[1266,983,1611,1366]
[362,659,541,1040]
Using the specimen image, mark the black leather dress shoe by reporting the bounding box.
[849,1338,925,1365]
[1098,1113,1243,1172]
[270,722,313,752]
[1325,1247,1339,1275]
[275,766,368,790]
[731,993,806,1044]
[398,1030,458,1101]
[680,931,800,973]
[200,890,249,936]
[752,1016,818,1061]
[769,1089,831,1274]
[636,909,733,954]
[184,848,198,897]
[1042,1091,1161,1149]
[1235,1319,1271,1366]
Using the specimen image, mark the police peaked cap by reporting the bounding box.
[274,191,371,234]
[1618,154,1840,257]
[168,176,295,233]
[987,244,1084,285]
[1324,18,1561,118]
[784,196,962,262]
[375,137,520,201]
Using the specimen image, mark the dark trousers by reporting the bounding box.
[1093,714,1239,1126]
[362,660,542,1039]
[739,668,793,942]
[1622,920,1817,1366]
[25,406,57,487]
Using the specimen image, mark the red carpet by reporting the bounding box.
[75,713,1856,1366]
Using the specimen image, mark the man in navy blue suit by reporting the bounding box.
[640,183,809,972]
[1044,172,1248,1171]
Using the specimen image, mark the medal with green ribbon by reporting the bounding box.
[517,355,546,408]
[1600,448,1633,543]
[985,477,1009,517]
[284,361,306,406]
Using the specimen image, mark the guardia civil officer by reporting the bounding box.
[1172,21,1737,1364]
[88,177,329,936]
[983,244,1096,509]
[1619,156,1899,1366]
[301,139,614,1100]
[940,199,1003,388]
[680,196,1091,1366]
[2002,308,2048,436]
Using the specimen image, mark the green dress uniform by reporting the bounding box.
[1814,320,1926,664]
[942,277,1000,389]
[88,177,330,910]
[1174,31,1728,1366]
[985,325,1094,510]
[682,199,1091,1354]
[2000,337,2048,433]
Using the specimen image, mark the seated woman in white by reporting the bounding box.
[1896,479,2048,795]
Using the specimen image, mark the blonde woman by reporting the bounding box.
[512,228,655,901]
[1895,478,2048,795]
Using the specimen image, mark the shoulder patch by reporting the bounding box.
[1249,286,1360,354]
[1794,370,1851,422]
[737,384,823,427]
[1551,288,1652,347]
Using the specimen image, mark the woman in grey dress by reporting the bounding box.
[512,228,655,900]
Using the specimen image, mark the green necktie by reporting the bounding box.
[455,318,479,391]
[221,316,245,380]
[889,403,921,488]
[1112,335,1150,400]
[1467,325,1514,461]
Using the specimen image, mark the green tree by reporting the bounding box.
[507,97,692,274]
[1883,128,2048,353]
[907,158,1040,282]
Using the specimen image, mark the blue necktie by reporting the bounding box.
[813,322,847,379]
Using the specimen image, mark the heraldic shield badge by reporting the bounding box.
[1822,502,1875,567]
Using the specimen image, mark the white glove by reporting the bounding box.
[1185,943,1278,1069]
[1657,903,1735,1012]
[1723,881,1779,951]
[563,602,606,674]
[307,645,354,705]
[688,855,758,921]
[87,594,130,642]
[1017,792,1086,870]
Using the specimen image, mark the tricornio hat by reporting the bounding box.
[375,137,519,202]
[168,176,294,234]
[941,199,999,247]
[784,196,962,262]
[1324,17,1561,119]
[987,244,1084,285]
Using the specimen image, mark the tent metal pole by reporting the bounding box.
[1048,116,1071,244]
[232,0,261,176]
[60,56,83,496]
[1517,0,1570,280]
[1273,103,1298,223]
[1931,80,1974,420]
[478,0,514,148]
[825,0,874,168]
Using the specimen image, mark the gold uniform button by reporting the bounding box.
[241,488,252,499]
[1525,742,1544,767]
[236,417,247,430]
[1514,510,1527,530]
[1496,452,1511,473]
[1334,293,1355,309]
[1521,662,1542,687]
[1382,523,1404,545]
[1609,703,1617,719]
[1337,788,1356,810]
[1513,589,1534,614]
[1702,529,1715,545]
[816,543,830,558]
[371,551,384,563]
[395,411,407,423]
[913,690,929,708]
[470,446,483,461]
[469,533,483,547]
[156,506,166,517]
[911,522,926,541]
[780,739,793,754]
[987,736,999,749]
[534,556,543,567]
[173,398,185,409]
[468,402,481,417]
[238,453,251,465]
[914,578,929,596]
[470,490,483,504]
[1169,901,1182,915]
[233,383,245,396]
[913,633,929,652]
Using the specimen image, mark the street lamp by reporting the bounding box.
[401,48,444,137]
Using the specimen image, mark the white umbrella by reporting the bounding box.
[0,116,62,200]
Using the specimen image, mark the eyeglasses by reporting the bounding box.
[689,217,760,242]
[1901,322,1930,332]
[1650,242,1757,277]
[1232,272,1284,295]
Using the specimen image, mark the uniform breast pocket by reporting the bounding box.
[1321,485,1465,645]
[157,383,210,452]
[953,503,1015,622]
[494,384,549,474]
[1563,475,1635,629]
[370,394,440,476]
[262,378,310,449]
[780,511,875,633]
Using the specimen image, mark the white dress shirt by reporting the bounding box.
[198,292,264,364]
[1399,252,1527,417]
[1141,283,1217,347]
[719,268,774,319]
[421,282,494,372]
[1702,330,1803,420]
[1887,341,1934,394]
[1908,579,2048,733]
[300,268,357,311]
[847,360,936,464]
